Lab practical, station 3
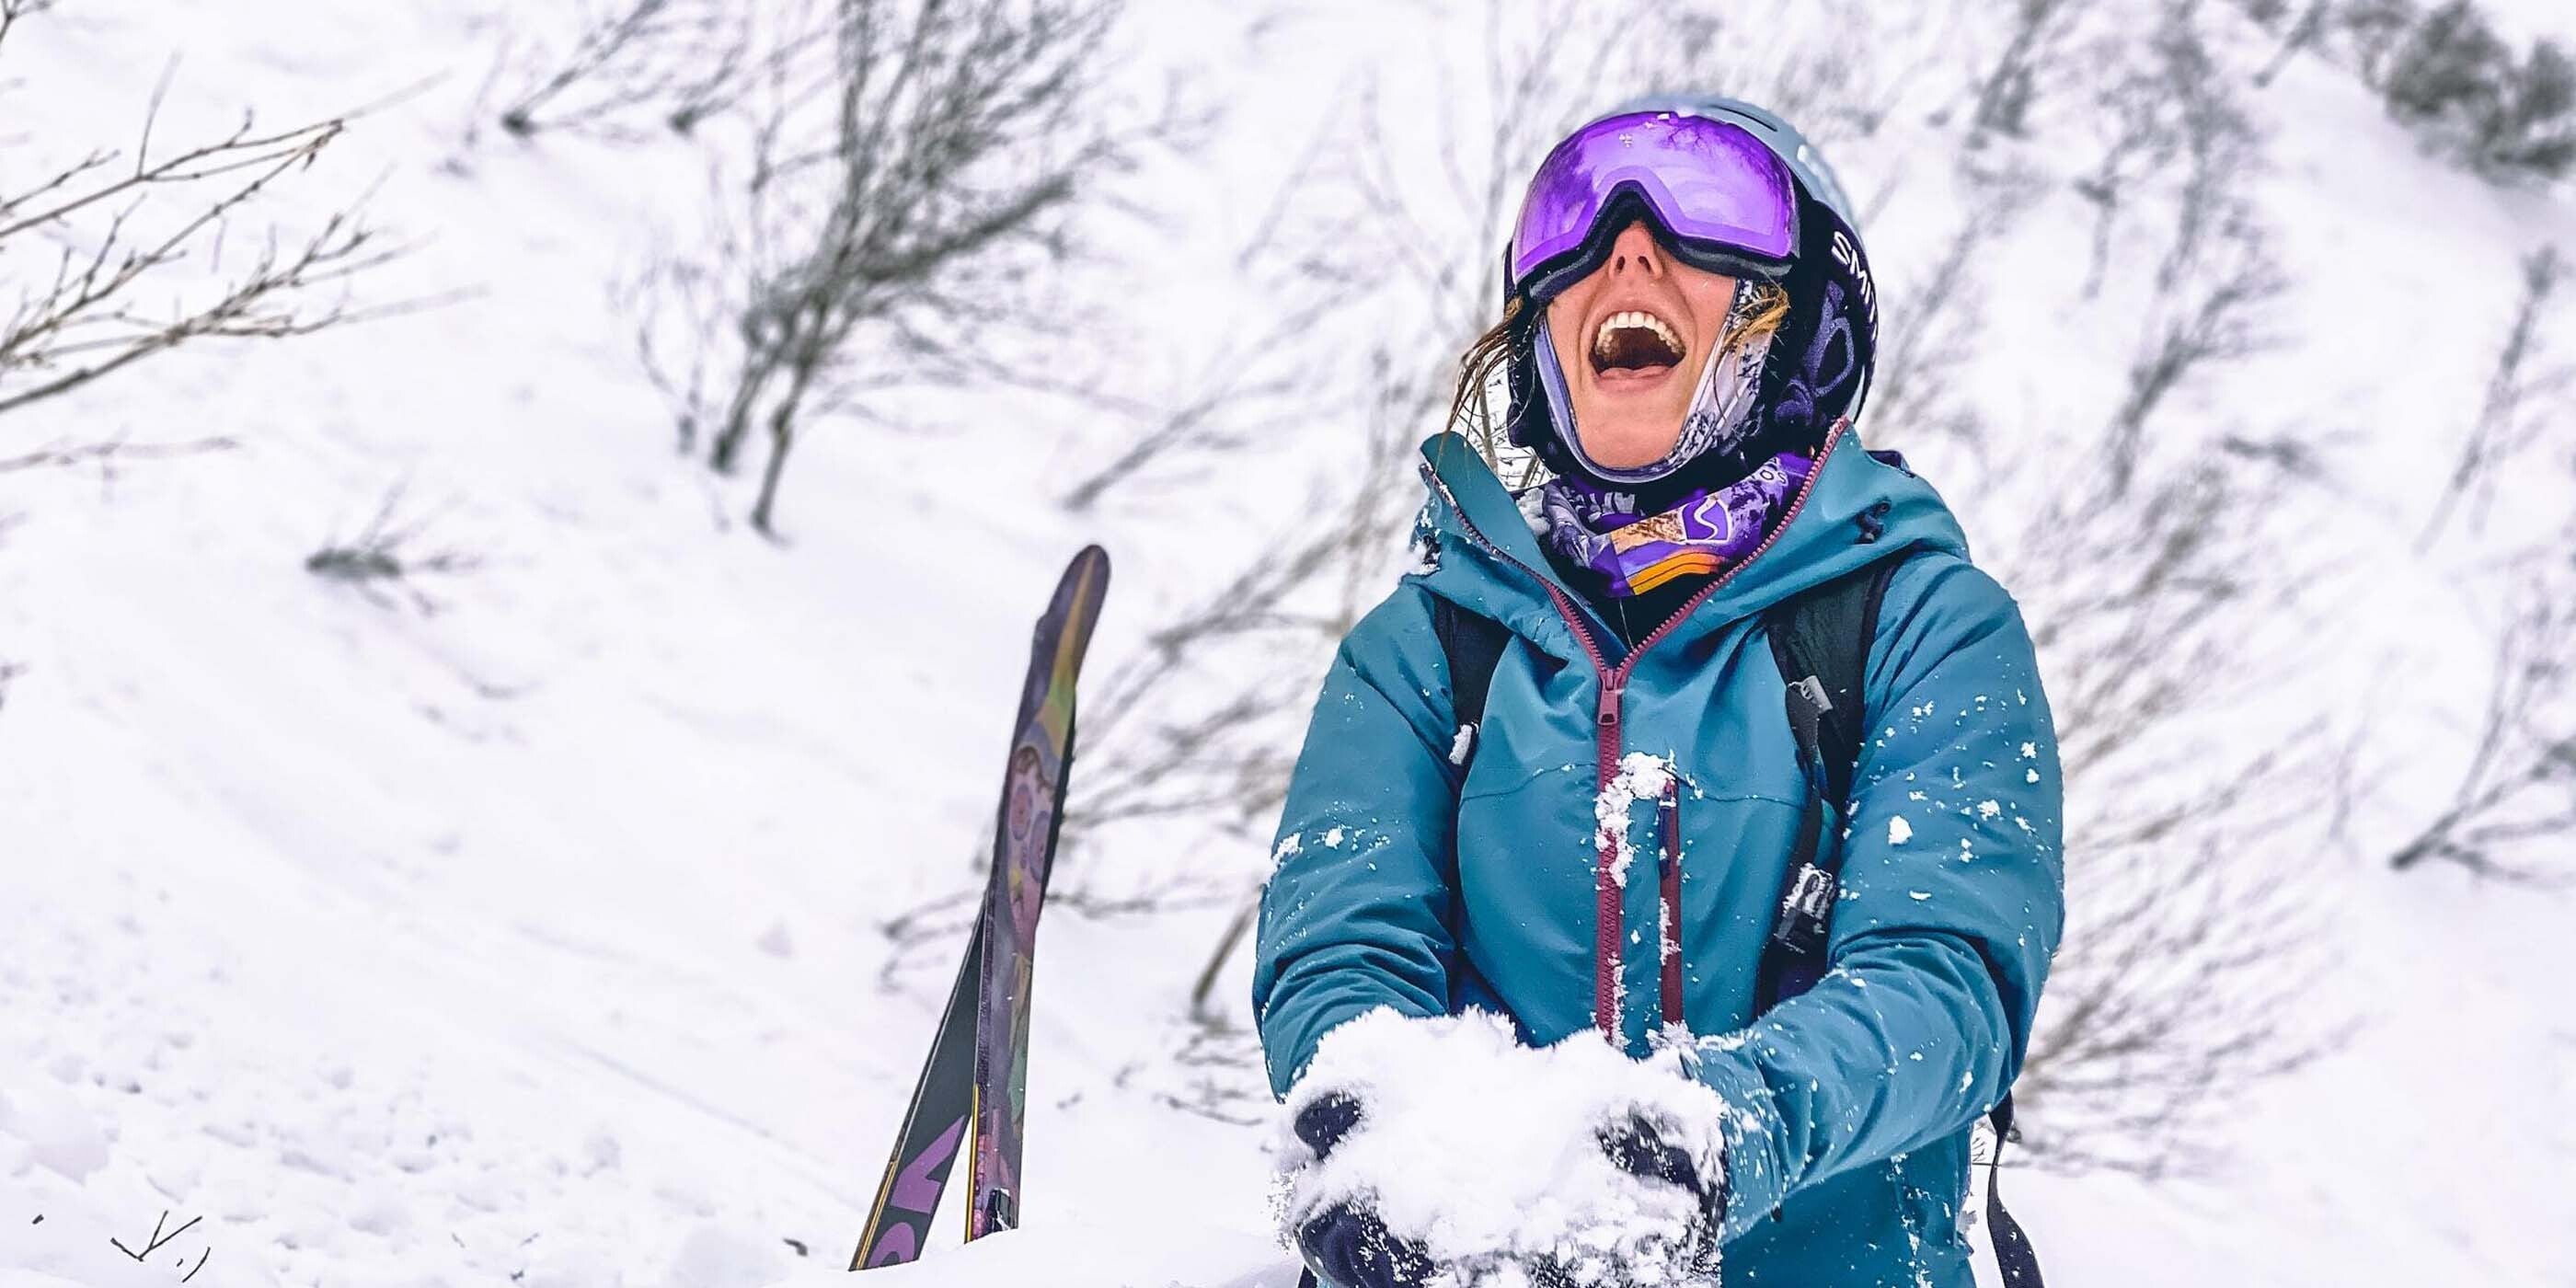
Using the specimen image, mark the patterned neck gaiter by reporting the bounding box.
[1535,451,1812,597]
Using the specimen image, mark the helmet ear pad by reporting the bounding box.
[1501,305,1569,471]
[1725,189,1877,470]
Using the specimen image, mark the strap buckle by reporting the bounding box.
[1769,860,1835,956]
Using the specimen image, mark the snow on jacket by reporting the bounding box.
[1252,424,2065,1287]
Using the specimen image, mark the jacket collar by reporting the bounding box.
[1412,423,1972,662]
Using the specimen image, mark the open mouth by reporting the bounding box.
[1590,310,1686,382]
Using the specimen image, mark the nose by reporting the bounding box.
[1604,220,1666,279]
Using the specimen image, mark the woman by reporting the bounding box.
[1254,97,2064,1288]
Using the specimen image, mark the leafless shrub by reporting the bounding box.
[2374,1,2576,180]
[1046,258,1354,512]
[1977,441,2353,1179]
[1868,160,2053,465]
[2335,0,2422,84]
[638,0,1154,535]
[1994,0,2576,1166]
[1073,392,1419,841]
[2370,242,2576,880]
[504,0,696,138]
[2065,4,2291,490]
[1115,1020,1270,1128]
[2239,2,2576,178]
[0,2,400,425]
[1889,1,2347,1175]
[2388,251,2576,880]
[2248,0,2333,86]
[1996,442,2349,1174]
[305,485,481,615]
[872,886,982,991]
[2385,569,2576,880]
[1969,111,2338,1161]
[2422,246,2568,543]
[1970,0,2089,142]
[484,0,817,143]
[0,0,44,51]
[2073,0,2268,300]
[2102,213,2286,495]
[2013,794,2345,1173]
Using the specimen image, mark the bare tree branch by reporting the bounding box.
[2386,567,2576,880]
[1969,0,2087,143]
[2422,245,2568,544]
[0,0,56,65]
[0,433,235,474]
[1,7,407,424]
[631,0,1168,535]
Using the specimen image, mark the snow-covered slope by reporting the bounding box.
[3,2,2572,1286]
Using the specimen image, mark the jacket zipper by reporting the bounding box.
[1421,418,1852,1042]
[1658,780,1685,1029]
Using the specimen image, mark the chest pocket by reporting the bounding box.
[1452,642,1586,802]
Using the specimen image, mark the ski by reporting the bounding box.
[850,546,1110,1271]
[967,544,1108,1239]
[848,921,981,1269]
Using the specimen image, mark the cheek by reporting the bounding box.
[1690,284,1736,339]
[1547,298,1586,365]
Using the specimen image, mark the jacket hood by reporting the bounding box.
[1410,423,1970,661]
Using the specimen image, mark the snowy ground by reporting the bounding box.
[5,1,2575,1286]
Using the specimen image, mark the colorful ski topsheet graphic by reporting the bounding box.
[849,926,980,1270]
[969,546,1108,1239]
[850,546,1110,1271]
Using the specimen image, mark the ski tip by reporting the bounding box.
[1042,546,1112,673]
[1071,544,1110,592]
[1052,546,1111,599]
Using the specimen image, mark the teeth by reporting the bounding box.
[1593,309,1684,359]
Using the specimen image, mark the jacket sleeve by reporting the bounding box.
[1688,555,2066,1238]
[1252,587,1463,1098]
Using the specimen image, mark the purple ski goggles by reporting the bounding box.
[1508,110,1799,304]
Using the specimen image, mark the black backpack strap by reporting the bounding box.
[1432,597,1510,766]
[1757,553,2049,1287]
[1985,1094,2043,1287]
[1754,556,1899,1008]
[1765,559,1892,805]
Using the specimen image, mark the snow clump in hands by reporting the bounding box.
[1274,1007,1731,1286]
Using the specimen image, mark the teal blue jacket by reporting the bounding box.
[1253,427,2064,1287]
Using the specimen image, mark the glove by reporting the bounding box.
[1294,1090,1365,1158]
[1599,1110,1724,1212]
[1297,1202,1437,1288]
[1594,1109,1727,1280]
[1288,1093,1436,1288]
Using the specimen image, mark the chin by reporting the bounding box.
[1583,423,1686,472]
